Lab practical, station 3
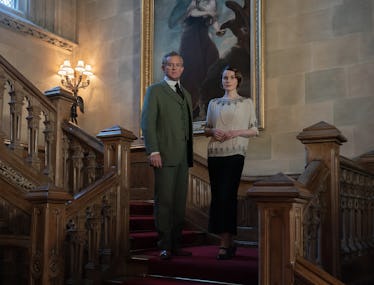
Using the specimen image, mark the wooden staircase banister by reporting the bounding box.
[248,122,348,284]
[247,121,374,284]
[340,154,374,174]
[23,125,137,284]
[66,170,118,216]
[294,257,345,285]
[0,141,50,189]
[355,150,374,173]
[61,120,104,153]
[1,52,139,283]
[0,54,57,113]
[0,53,139,284]
[1,55,58,181]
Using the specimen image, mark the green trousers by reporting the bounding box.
[153,156,189,250]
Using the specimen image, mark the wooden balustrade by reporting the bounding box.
[1,55,138,284]
[248,121,374,285]
[340,157,374,260]
[60,120,104,194]
[59,126,136,284]
[0,55,57,181]
[65,174,119,283]
[294,257,345,285]
[188,155,211,212]
[339,156,374,284]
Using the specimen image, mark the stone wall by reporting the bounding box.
[72,0,142,141]
[254,0,374,175]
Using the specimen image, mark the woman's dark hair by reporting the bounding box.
[221,65,243,87]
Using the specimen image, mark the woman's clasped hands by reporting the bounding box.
[213,129,236,142]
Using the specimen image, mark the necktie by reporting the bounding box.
[175,83,184,99]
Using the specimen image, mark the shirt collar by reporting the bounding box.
[164,76,180,89]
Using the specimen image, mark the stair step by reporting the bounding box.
[130,230,206,252]
[105,275,241,284]
[130,215,155,232]
[128,245,258,285]
[130,201,154,216]
[129,200,206,252]
[148,275,243,285]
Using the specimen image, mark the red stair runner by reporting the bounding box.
[106,201,259,284]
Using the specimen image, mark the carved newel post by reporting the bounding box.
[296,121,347,277]
[96,125,137,260]
[45,86,76,188]
[248,121,347,284]
[26,185,72,285]
[247,173,312,285]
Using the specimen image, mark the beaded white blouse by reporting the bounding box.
[205,96,258,157]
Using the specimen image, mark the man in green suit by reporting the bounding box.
[141,51,193,260]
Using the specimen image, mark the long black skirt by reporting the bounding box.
[208,154,244,235]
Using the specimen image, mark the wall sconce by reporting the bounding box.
[58,60,93,124]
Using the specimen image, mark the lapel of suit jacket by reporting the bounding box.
[160,81,184,104]
[180,84,193,112]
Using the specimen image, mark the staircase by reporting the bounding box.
[3,54,374,284]
[105,201,259,285]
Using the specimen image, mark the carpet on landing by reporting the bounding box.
[142,245,258,285]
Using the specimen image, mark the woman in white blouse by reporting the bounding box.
[204,66,258,260]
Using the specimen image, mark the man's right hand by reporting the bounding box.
[149,153,162,168]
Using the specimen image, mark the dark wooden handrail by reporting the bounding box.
[0,54,56,112]
[66,170,117,215]
[61,120,104,154]
[294,257,345,285]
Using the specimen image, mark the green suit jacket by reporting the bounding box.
[141,80,193,167]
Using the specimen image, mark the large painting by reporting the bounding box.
[141,0,264,133]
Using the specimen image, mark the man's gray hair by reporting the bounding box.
[162,51,183,66]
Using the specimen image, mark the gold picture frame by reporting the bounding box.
[140,0,265,133]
